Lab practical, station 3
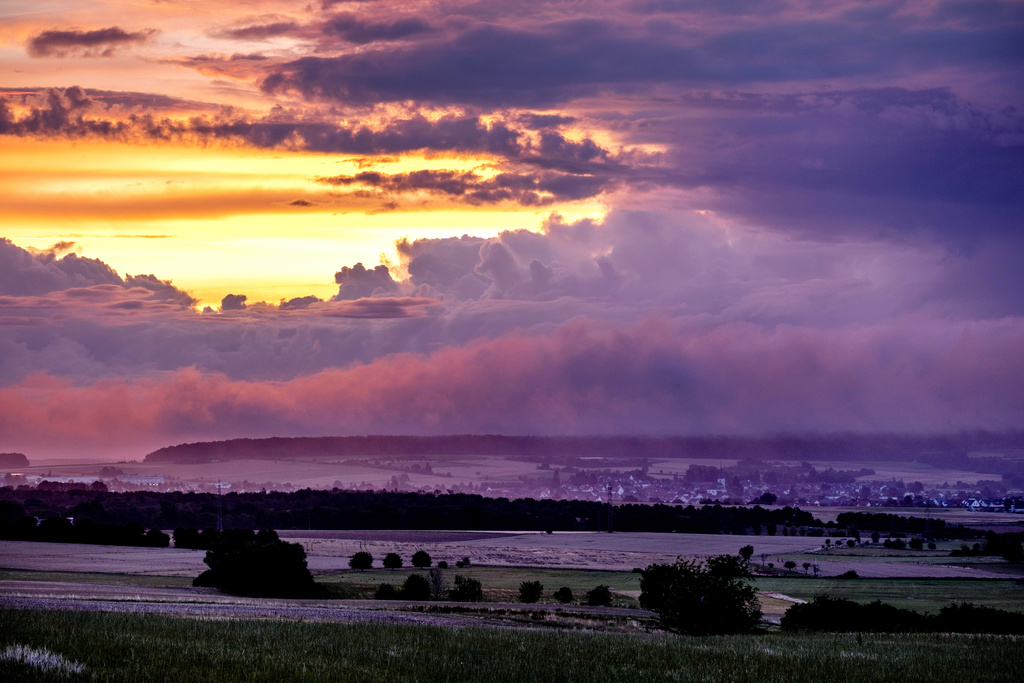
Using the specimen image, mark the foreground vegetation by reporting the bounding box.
[0,610,1019,683]
[1,609,1021,682]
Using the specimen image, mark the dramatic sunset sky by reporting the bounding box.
[1,0,1022,458]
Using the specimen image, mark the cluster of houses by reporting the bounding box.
[3,465,1021,513]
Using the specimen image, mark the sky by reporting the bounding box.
[0,0,1022,459]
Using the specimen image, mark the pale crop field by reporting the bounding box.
[281,530,825,572]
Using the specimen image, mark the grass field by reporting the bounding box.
[755,577,1024,614]
[0,569,192,588]
[320,566,642,604]
[1,608,1020,682]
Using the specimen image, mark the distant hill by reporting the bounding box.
[143,433,1024,465]
[0,452,29,468]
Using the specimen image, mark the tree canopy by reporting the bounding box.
[192,529,325,598]
[640,554,761,634]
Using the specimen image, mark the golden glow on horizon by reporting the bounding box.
[5,138,607,307]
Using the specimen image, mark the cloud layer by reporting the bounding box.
[1,0,1022,454]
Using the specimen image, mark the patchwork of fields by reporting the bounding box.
[1,527,1022,681]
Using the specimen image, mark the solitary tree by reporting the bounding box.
[349,551,373,570]
[193,529,325,598]
[640,554,761,635]
[412,550,432,568]
[401,573,430,600]
[586,585,613,606]
[739,545,754,564]
[449,576,483,602]
[428,567,448,600]
[803,562,811,574]
[553,587,574,604]
[375,583,400,600]
[383,552,403,570]
[519,580,543,603]
[784,560,797,571]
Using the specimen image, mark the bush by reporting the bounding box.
[781,595,928,633]
[375,583,400,600]
[383,552,403,570]
[783,596,1024,635]
[412,550,432,568]
[934,603,1024,635]
[640,554,761,635]
[192,529,326,598]
[401,574,431,601]
[586,585,612,607]
[519,580,543,603]
[838,570,859,579]
[449,575,483,602]
[437,560,448,569]
[349,551,373,570]
[553,587,574,604]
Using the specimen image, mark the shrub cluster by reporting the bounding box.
[375,572,483,602]
[640,554,761,634]
[782,596,1024,634]
[193,529,326,598]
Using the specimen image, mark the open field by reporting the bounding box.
[2,608,1020,682]
[5,528,1020,580]
[755,577,1024,614]
[281,530,828,572]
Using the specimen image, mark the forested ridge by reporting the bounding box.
[142,432,1024,465]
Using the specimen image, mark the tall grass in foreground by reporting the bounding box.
[1,608,1018,682]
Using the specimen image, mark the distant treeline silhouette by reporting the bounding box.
[0,487,1007,545]
[0,512,169,547]
[142,432,1024,465]
[0,452,29,468]
[0,487,821,534]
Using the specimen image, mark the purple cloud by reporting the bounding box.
[212,22,300,41]
[322,13,434,44]
[27,27,157,58]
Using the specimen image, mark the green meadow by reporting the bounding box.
[1,608,1020,683]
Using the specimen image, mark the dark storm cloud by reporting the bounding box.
[26,27,157,58]
[0,89,604,163]
[650,87,1024,244]
[261,12,1024,107]
[322,13,434,44]
[317,168,616,205]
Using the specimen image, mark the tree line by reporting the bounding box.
[2,486,1011,544]
[0,487,822,534]
[0,512,168,547]
[781,595,1024,634]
